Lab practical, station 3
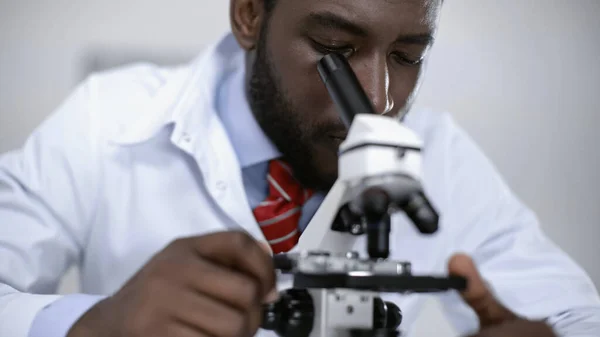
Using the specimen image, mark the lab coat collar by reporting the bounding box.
[108,33,245,151]
[108,33,266,240]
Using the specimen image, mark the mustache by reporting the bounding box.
[311,119,348,138]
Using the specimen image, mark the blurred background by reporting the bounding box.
[1,1,599,336]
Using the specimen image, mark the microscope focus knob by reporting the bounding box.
[351,298,402,337]
[261,289,314,337]
[373,298,403,330]
[384,301,403,330]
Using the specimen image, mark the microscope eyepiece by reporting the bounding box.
[317,53,377,128]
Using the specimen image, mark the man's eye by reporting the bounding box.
[312,40,354,57]
[391,52,423,66]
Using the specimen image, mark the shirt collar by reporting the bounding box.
[216,60,281,168]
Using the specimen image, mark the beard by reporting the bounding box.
[247,25,338,192]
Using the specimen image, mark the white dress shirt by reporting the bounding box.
[0,32,599,337]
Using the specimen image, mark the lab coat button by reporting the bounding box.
[181,132,192,143]
[216,181,227,191]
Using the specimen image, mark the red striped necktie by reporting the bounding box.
[253,160,314,253]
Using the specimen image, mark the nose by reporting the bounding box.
[354,55,394,115]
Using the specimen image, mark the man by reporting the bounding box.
[0,0,598,336]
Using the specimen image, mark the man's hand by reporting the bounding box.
[448,254,557,337]
[67,231,278,337]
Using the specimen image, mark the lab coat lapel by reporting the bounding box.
[203,113,268,242]
[169,34,267,242]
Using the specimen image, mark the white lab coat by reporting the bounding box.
[0,33,598,337]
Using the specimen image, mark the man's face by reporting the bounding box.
[246,0,441,191]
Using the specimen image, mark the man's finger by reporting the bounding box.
[187,231,277,301]
[258,241,280,304]
[448,253,518,327]
[463,318,557,337]
[259,241,273,256]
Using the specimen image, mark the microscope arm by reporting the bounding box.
[295,180,357,254]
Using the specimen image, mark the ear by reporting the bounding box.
[230,0,266,51]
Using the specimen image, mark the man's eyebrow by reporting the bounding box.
[395,33,435,46]
[303,11,434,46]
[304,12,368,37]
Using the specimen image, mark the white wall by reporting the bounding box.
[0,0,232,151]
[416,0,600,287]
[1,1,599,336]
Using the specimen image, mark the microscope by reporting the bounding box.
[261,54,467,337]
